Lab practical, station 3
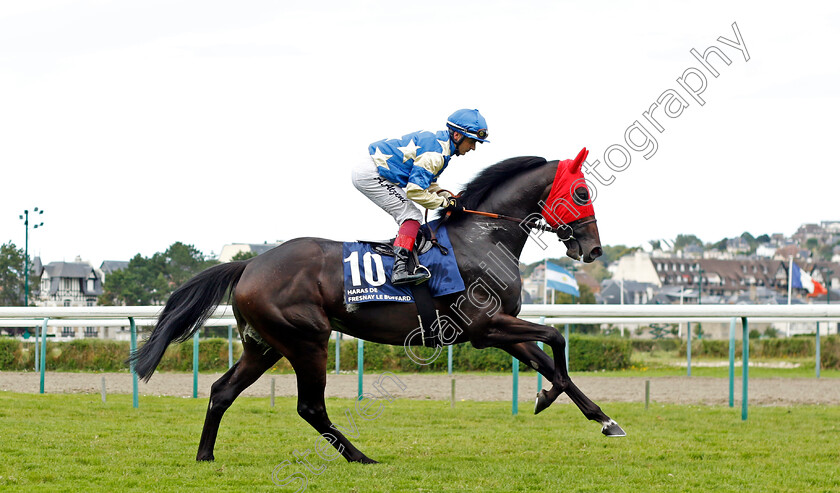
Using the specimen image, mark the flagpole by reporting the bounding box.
[787,256,793,338]
[544,258,548,304]
[619,278,625,337]
[679,288,684,338]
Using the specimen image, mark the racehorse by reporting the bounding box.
[131,152,625,464]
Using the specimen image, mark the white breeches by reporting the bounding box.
[351,157,423,226]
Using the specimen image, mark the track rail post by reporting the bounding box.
[39,317,48,394]
[741,317,749,421]
[357,339,364,399]
[729,318,736,407]
[512,356,519,415]
[193,331,199,398]
[130,317,138,409]
[228,325,234,369]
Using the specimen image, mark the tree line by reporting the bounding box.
[0,242,27,306]
[2,227,834,307]
[0,241,230,307]
[97,242,219,306]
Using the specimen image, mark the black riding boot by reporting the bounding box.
[391,246,431,285]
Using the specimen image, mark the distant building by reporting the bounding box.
[99,260,129,284]
[805,262,840,291]
[636,255,839,299]
[823,221,840,234]
[755,244,777,258]
[598,279,656,304]
[34,258,107,339]
[611,251,662,287]
[703,249,734,260]
[792,221,840,245]
[575,270,600,295]
[726,237,751,255]
[792,223,824,242]
[682,244,704,259]
[522,264,546,302]
[774,244,809,261]
[27,258,135,340]
[37,257,103,308]
[218,242,283,262]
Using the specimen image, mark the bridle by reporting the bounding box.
[443,207,597,241]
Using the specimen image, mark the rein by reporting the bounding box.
[456,208,596,239]
[428,180,596,241]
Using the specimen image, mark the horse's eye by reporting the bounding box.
[573,187,590,206]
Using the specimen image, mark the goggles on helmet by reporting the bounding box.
[447,122,489,142]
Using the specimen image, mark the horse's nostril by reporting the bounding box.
[590,247,603,260]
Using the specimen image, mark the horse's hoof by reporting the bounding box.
[358,456,379,464]
[534,390,550,415]
[196,454,215,462]
[601,419,626,437]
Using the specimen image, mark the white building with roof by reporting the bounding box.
[611,251,662,287]
[31,257,133,340]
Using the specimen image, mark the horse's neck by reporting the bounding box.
[458,215,531,259]
[456,165,553,261]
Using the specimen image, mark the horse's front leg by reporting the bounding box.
[472,314,570,390]
[475,315,625,437]
[499,341,565,414]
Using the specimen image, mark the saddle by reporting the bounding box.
[362,226,448,257]
[355,226,449,348]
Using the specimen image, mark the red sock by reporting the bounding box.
[394,220,421,250]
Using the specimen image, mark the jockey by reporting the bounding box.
[352,108,489,285]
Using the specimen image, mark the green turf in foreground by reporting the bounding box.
[1,392,838,492]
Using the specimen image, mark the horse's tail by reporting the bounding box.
[129,260,251,382]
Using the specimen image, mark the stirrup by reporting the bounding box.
[408,247,431,284]
[412,264,431,284]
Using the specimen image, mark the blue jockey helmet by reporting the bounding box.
[446,109,490,143]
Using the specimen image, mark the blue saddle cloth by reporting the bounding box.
[342,221,465,304]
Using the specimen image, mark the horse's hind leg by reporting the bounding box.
[285,339,378,464]
[196,339,281,461]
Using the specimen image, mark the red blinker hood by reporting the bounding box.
[540,147,595,228]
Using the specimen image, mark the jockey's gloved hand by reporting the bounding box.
[442,196,464,213]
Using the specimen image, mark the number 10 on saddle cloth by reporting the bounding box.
[342,221,465,304]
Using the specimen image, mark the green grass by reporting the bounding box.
[1,392,839,492]
[620,350,840,378]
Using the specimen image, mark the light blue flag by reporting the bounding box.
[546,261,580,297]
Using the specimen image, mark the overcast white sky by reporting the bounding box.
[2,0,838,267]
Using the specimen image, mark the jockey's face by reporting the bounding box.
[456,135,477,156]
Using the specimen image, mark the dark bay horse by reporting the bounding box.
[131,154,625,463]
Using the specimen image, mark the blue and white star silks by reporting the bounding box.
[368,129,454,209]
[371,147,393,169]
[397,139,420,162]
[436,138,450,157]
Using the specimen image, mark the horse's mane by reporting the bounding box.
[457,156,548,210]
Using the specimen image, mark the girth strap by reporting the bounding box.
[410,282,440,348]
[405,247,440,348]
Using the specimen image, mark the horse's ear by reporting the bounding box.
[570,147,588,174]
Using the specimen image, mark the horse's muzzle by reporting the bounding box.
[564,216,602,263]
[565,242,602,263]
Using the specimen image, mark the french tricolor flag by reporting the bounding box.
[791,262,828,297]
